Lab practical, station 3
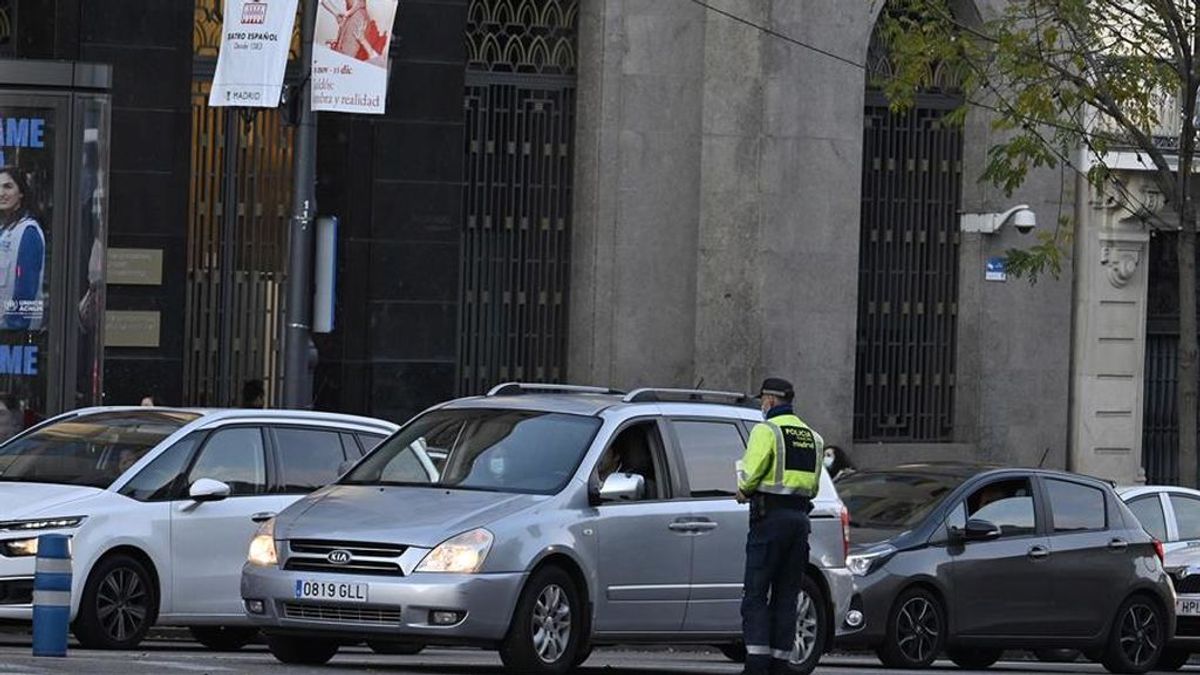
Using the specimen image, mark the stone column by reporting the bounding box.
[1069,176,1155,483]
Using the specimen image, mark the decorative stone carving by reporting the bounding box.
[1100,243,1142,288]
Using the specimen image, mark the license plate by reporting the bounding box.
[294,579,368,603]
[1177,596,1200,617]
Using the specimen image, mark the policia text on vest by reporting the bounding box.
[735,377,824,675]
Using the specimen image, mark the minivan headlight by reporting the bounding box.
[846,544,896,577]
[416,528,494,574]
[247,518,278,568]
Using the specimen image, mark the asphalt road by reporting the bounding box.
[0,635,1179,675]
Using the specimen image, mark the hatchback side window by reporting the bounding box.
[1171,495,1200,540]
[358,433,386,453]
[1127,495,1168,542]
[965,478,1036,537]
[274,427,345,493]
[185,427,266,496]
[671,420,745,498]
[118,434,202,502]
[1045,479,1106,532]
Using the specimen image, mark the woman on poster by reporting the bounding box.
[0,167,45,331]
[320,0,389,66]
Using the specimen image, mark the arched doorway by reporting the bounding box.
[853,17,966,442]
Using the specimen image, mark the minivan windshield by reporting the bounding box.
[837,470,966,540]
[0,411,200,488]
[343,408,602,495]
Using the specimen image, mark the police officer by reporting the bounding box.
[736,377,824,675]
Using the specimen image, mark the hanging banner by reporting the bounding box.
[311,0,399,114]
[209,0,300,108]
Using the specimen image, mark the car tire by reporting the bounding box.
[947,647,1003,669]
[877,587,946,670]
[718,642,747,662]
[1034,648,1080,663]
[1156,647,1192,671]
[265,634,339,665]
[789,574,829,675]
[72,553,159,650]
[500,565,583,675]
[188,626,258,651]
[1100,594,1165,674]
[366,640,425,655]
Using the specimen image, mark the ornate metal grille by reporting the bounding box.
[0,0,13,57]
[1143,231,1183,484]
[457,0,577,395]
[184,81,293,405]
[854,96,963,442]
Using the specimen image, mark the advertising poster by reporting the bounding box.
[209,0,300,108]
[311,0,399,114]
[0,106,54,434]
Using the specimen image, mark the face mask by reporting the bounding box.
[823,454,835,469]
[489,457,506,475]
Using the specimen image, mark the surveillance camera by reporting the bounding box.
[1013,208,1037,234]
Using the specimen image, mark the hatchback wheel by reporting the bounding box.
[500,566,581,674]
[789,574,828,674]
[947,647,1003,669]
[1101,595,1164,674]
[189,626,258,651]
[877,588,945,669]
[73,554,158,650]
[265,634,339,665]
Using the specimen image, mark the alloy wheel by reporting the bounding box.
[1118,603,1160,668]
[95,567,149,643]
[791,589,819,665]
[896,596,940,664]
[531,583,572,664]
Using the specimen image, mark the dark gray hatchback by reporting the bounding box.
[834,464,1175,674]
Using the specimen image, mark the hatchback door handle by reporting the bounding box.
[1028,546,1050,560]
[1108,539,1128,551]
[251,511,276,523]
[668,518,718,533]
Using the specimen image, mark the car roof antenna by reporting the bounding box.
[694,377,704,389]
[1037,447,1051,469]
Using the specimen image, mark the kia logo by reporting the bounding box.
[327,549,352,565]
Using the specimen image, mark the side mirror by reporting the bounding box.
[598,472,645,503]
[189,478,231,503]
[963,518,1002,541]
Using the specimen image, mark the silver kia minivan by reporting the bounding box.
[241,384,853,674]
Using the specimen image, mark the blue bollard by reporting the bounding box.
[31,534,71,657]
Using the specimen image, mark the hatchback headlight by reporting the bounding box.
[247,518,278,567]
[416,528,494,574]
[0,537,39,557]
[0,516,86,531]
[846,544,896,577]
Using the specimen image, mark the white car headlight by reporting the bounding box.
[846,544,896,577]
[0,516,87,531]
[247,518,278,567]
[0,537,40,557]
[416,528,494,574]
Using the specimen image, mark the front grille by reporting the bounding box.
[285,539,407,577]
[284,559,402,576]
[1175,575,1200,594]
[282,602,401,626]
[0,578,32,605]
[289,540,406,557]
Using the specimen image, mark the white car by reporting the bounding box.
[1119,485,1200,567]
[0,406,398,650]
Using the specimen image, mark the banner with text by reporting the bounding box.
[311,0,398,114]
[209,0,299,108]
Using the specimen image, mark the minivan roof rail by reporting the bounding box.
[486,382,626,397]
[622,388,755,406]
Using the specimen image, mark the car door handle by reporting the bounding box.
[1028,546,1050,560]
[1108,539,1128,551]
[251,511,276,523]
[668,519,718,533]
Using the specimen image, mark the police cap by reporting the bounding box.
[759,377,794,401]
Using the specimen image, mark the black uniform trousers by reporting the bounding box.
[741,494,811,675]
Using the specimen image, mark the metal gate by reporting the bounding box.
[457,0,578,395]
[853,94,963,441]
[186,2,297,406]
[1143,231,1184,483]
